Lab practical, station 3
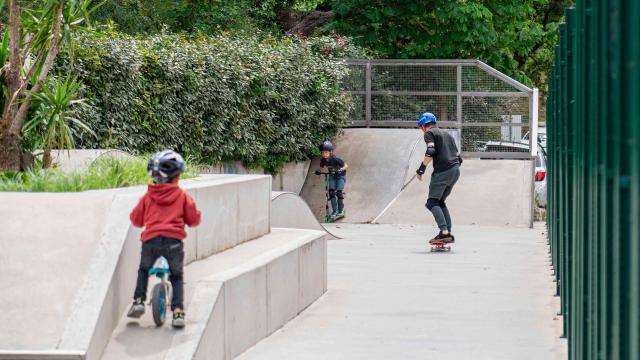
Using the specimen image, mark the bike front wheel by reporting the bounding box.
[151,283,167,326]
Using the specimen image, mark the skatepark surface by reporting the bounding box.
[238,223,567,360]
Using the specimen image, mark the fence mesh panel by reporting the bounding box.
[461,65,521,92]
[371,65,457,92]
[340,60,535,157]
[371,95,457,122]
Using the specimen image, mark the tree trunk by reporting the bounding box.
[43,144,52,169]
[1,1,64,171]
[0,130,22,171]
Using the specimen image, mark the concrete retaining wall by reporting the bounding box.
[51,149,131,172]
[201,160,310,194]
[52,149,309,195]
[270,161,310,194]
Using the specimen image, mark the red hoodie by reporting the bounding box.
[130,183,201,241]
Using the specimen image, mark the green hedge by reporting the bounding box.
[55,32,355,172]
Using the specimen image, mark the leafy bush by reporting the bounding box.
[54,31,352,172]
[89,0,329,35]
[0,155,197,192]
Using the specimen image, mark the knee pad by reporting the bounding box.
[439,200,447,209]
[336,190,344,199]
[426,198,440,211]
[328,189,336,199]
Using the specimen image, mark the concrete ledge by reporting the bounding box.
[0,351,84,360]
[99,228,327,360]
[0,175,271,359]
[198,229,327,360]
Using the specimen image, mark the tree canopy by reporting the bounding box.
[330,0,573,93]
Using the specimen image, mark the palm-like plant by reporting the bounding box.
[0,0,102,171]
[23,74,95,168]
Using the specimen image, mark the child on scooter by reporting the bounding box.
[315,141,349,219]
[127,150,201,328]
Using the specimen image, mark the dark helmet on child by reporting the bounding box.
[319,140,334,152]
[148,150,185,184]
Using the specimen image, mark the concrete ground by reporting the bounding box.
[238,224,567,360]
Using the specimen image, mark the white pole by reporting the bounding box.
[530,88,539,157]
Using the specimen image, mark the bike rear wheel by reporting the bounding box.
[151,283,167,326]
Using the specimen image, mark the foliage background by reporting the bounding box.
[52,31,359,172]
[330,0,573,101]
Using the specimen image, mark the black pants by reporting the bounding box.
[133,236,185,310]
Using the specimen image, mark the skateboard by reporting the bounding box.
[329,214,344,223]
[430,241,451,252]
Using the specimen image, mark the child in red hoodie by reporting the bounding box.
[127,150,201,328]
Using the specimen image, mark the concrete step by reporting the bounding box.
[100,228,327,360]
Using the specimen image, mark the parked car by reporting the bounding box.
[535,149,547,208]
[521,127,547,151]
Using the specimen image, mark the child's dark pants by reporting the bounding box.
[133,236,185,310]
[328,174,346,213]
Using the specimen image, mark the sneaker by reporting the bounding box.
[127,298,145,318]
[330,211,339,218]
[172,312,186,328]
[429,231,453,244]
[336,209,346,217]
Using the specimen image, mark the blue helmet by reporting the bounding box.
[418,112,437,127]
[148,150,185,183]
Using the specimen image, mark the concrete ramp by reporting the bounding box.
[271,192,339,239]
[0,193,113,350]
[374,159,533,227]
[300,128,533,227]
[301,128,424,223]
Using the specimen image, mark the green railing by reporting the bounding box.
[547,2,640,360]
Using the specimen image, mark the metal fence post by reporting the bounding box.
[365,61,372,128]
[456,64,462,130]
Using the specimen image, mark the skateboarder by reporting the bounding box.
[127,150,201,328]
[315,140,349,219]
[415,112,462,244]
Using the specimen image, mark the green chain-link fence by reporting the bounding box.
[547,2,640,360]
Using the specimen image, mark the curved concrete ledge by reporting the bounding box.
[271,191,339,239]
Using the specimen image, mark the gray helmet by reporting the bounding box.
[319,140,334,152]
[147,149,185,183]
